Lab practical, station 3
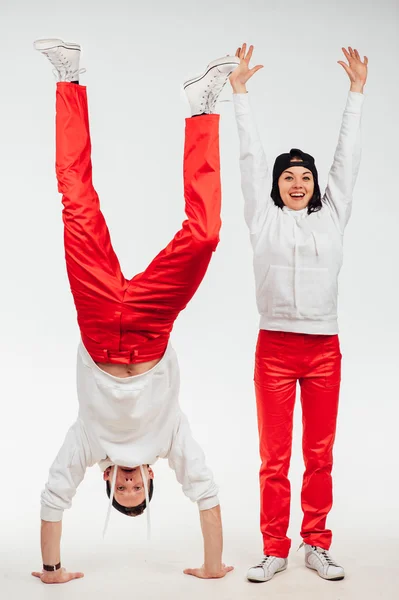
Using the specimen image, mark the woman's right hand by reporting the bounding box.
[184,563,234,579]
[229,43,263,94]
[32,567,84,584]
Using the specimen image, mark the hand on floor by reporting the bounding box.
[32,567,84,584]
[184,563,234,579]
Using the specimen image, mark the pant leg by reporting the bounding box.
[56,83,126,349]
[299,335,342,550]
[122,115,221,342]
[255,330,298,558]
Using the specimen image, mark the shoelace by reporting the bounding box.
[204,72,230,113]
[255,555,274,569]
[312,546,339,567]
[43,48,86,81]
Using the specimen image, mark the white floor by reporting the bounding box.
[2,527,398,600]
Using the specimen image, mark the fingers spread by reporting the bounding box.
[337,60,350,73]
[342,47,351,62]
[250,65,264,76]
[246,45,254,63]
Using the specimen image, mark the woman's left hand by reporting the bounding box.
[338,47,368,93]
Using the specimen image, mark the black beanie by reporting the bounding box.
[272,148,319,185]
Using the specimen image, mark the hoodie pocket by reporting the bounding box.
[266,265,296,318]
[297,267,336,318]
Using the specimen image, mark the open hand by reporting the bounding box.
[338,47,368,93]
[229,42,263,94]
[184,563,234,579]
[32,567,84,584]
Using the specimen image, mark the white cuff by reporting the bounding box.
[232,93,251,115]
[197,495,220,511]
[346,91,365,113]
[40,506,64,522]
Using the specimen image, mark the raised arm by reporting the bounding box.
[167,412,233,579]
[32,419,93,584]
[230,43,273,235]
[324,47,368,231]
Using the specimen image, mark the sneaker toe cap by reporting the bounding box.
[246,566,267,581]
[327,565,345,579]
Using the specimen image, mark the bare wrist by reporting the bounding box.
[350,83,364,94]
[232,84,248,95]
[204,562,223,575]
[42,569,61,581]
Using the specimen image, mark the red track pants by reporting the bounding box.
[255,330,342,557]
[56,83,221,364]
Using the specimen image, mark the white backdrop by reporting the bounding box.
[0,0,398,598]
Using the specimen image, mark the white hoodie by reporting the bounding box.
[233,91,364,334]
[41,343,219,521]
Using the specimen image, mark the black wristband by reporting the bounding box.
[43,562,61,572]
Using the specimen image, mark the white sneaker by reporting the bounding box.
[183,56,240,116]
[304,544,345,581]
[34,38,85,82]
[246,555,288,583]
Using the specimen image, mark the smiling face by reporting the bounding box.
[278,159,315,211]
[103,465,154,508]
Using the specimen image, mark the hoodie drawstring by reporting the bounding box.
[103,465,118,538]
[103,464,151,540]
[290,213,319,310]
[140,464,151,541]
[293,223,298,310]
[311,231,319,256]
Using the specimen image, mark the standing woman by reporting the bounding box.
[229,43,368,582]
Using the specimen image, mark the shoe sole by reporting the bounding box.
[183,58,239,89]
[306,564,345,581]
[34,39,80,52]
[247,564,288,583]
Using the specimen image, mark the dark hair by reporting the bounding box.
[106,478,154,517]
[271,180,323,215]
[271,150,323,215]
